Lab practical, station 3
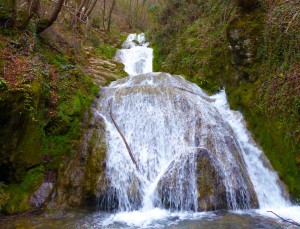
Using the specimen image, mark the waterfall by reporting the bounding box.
[95,33,290,215]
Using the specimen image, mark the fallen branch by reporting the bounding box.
[267,211,300,227]
[109,99,140,173]
[174,86,201,96]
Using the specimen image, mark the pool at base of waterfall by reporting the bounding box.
[2,207,300,228]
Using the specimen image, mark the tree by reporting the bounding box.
[107,0,116,32]
[0,0,65,33]
[37,0,65,33]
[19,0,40,30]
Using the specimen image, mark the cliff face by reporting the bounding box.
[151,0,300,200]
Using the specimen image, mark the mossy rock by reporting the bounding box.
[2,165,44,214]
[48,108,110,210]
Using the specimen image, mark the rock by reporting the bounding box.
[48,107,111,210]
[121,41,137,49]
[30,182,54,208]
[83,47,127,87]
[196,149,227,211]
[157,148,258,211]
[157,148,227,211]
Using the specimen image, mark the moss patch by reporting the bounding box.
[3,166,44,214]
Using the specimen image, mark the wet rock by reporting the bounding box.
[158,148,258,211]
[157,148,227,211]
[122,41,137,49]
[30,182,54,208]
[196,149,227,211]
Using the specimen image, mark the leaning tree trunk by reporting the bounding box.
[84,0,97,20]
[37,0,65,33]
[72,0,85,29]
[106,0,116,32]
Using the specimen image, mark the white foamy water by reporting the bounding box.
[94,33,300,227]
[101,209,215,228]
[114,33,153,75]
[212,91,290,209]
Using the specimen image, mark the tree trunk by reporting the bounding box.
[19,0,40,30]
[102,0,106,30]
[10,0,16,27]
[128,0,132,29]
[73,0,85,29]
[85,0,97,18]
[106,0,116,32]
[37,0,65,33]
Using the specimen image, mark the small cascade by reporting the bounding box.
[95,33,290,214]
[114,33,153,76]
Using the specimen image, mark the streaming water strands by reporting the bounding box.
[96,33,290,214]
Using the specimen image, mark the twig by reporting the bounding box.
[285,11,299,33]
[267,211,300,227]
[108,99,140,173]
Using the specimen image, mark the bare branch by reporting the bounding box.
[267,211,300,227]
[109,99,141,174]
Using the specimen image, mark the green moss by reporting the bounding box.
[3,165,44,214]
[0,0,13,23]
[41,48,69,69]
[84,128,107,194]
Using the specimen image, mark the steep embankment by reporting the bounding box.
[151,0,300,200]
[0,27,126,214]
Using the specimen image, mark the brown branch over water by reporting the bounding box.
[109,99,140,173]
[267,211,300,227]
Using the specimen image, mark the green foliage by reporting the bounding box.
[1,28,12,36]
[91,17,101,29]
[0,77,7,88]
[95,43,118,59]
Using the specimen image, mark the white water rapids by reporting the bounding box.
[95,33,300,227]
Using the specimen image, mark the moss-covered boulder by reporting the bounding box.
[48,102,111,210]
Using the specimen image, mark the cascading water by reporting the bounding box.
[93,33,299,227]
[113,33,153,76]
